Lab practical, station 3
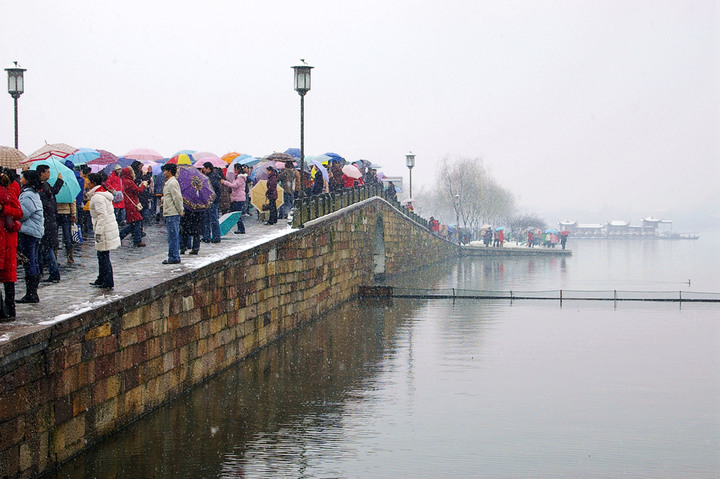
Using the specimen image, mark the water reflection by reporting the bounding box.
[58,298,425,478]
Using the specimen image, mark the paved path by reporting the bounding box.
[0,214,294,345]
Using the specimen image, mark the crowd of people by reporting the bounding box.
[0,154,392,323]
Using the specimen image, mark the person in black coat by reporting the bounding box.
[35,164,63,283]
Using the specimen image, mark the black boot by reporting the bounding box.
[16,275,39,304]
[4,282,15,319]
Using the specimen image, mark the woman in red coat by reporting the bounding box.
[0,172,24,321]
[118,167,147,247]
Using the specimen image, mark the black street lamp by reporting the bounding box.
[292,61,313,190]
[405,152,415,198]
[5,62,26,149]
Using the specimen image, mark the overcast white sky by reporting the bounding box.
[2,0,718,226]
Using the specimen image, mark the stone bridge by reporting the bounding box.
[0,196,458,478]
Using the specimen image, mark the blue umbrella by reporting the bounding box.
[495,226,505,231]
[545,228,559,234]
[65,147,100,166]
[32,156,81,204]
[323,152,344,163]
[310,159,329,182]
[284,147,301,158]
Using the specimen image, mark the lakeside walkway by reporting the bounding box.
[0,215,293,349]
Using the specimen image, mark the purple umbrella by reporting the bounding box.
[177,166,216,211]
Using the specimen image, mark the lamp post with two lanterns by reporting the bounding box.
[5,62,26,149]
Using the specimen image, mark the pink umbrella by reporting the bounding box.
[87,149,119,166]
[342,164,362,179]
[194,156,227,169]
[123,147,164,162]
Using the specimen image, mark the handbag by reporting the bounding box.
[71,224,83,243]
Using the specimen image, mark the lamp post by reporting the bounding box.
[292,61,313,228]
[5,62,26,149]
[405,152,415,199]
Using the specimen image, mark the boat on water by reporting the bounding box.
[558,218,699,240]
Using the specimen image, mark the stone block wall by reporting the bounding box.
[0,198,458,478]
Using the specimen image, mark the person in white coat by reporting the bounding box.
[86,173,120,288]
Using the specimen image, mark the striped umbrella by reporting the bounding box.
[24,143,77,163]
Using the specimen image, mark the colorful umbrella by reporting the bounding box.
[65,147,100,166]
[24,143,77,163]
[250,180,284,212]
[123,147,164,162]
[31,156,81,203]
[173,149,196,157]
[0,146,26,169]
[222,152,242,164]
[177,166,215,211]
[167,153,194,165]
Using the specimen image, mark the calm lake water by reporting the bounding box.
[58,233,720,478]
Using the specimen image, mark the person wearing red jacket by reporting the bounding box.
[0,172,24,320]
[105,164,125,224]
[118,167,147,247]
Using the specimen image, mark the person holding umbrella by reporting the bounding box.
[35,164,63,283]
[85,173,120,288]
[265,166,279,225]
[161,163,183,264]
[221,163,247,234]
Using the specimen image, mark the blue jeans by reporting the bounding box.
[19,233,40,276]
[97,250,113,287]
[57,214,73,251]
[119,220,143,245]
[40,244,60,280]
[165,215,181,262]
[230,201,245,233]
[279,192,294,219]
[203,203,221,242]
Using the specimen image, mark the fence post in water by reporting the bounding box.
[560,289,563,306]
[679,291,682,303]
[510,290,513,304]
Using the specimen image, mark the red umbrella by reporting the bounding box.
[87,149,119,166]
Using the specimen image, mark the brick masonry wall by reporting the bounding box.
[0,198,458,478]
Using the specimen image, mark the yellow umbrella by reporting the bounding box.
[222,152,242,164]
[250,180,284,212]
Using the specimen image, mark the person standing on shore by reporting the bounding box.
[16,170,44,304]
[36,164,63,283]
[221,163,246,234]
[0,172,24,319]
[161,164,183,264]
[85,173,120,288]
[201,162,223,243]
[265,166,279,225]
